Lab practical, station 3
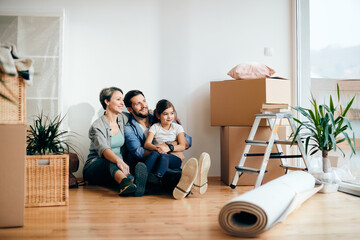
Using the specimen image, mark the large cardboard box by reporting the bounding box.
[210,78,290,126]
[221,126,289,186]
[0,124,26,228]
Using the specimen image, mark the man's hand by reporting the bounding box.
[170,152,185,162]
[116,159,130,176]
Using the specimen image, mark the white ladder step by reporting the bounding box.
[235,166,268,175]
[280,164,308,171]
[245,140,299,145]
[244,153,302,159]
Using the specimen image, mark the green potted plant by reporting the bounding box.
[26,112,78,207]
[291,84,356,191]
[26,112,75,155]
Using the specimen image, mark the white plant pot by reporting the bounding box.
[313,171,340,194]
[319,182,339,193]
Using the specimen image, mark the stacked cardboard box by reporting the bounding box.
[220,126,290,185]
[210,78,291,185]
[0,124,26,227]
[210,78,290,126]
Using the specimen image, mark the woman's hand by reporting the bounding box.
[156,144,169,154]
[116,159,130,176]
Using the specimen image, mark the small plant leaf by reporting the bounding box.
[342,96,355,117]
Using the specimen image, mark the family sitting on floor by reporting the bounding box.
[82,87,211,199]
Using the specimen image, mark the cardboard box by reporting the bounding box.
[0,124,26,228]
[221,126,289,186]
[210,78,291,126]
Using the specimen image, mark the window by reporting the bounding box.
[296,0,360,189]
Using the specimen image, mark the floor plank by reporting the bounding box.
[0,178,359,239]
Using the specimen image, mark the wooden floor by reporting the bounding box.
[1,177,360,240]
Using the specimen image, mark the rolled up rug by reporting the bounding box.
[218,171,322,237]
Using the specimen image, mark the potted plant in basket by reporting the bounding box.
[26,112,75,155]
[291,84,356,192]
[26,112,78,207]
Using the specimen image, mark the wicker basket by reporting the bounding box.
[0,73,26,124]
[25,154,69,207]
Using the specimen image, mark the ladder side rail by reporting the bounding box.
[231,117,262,187]
[254,117,281,188]
[230,171,244,188]
[267,117,287,167]
[237,117,262,167]
[287,115,310,169]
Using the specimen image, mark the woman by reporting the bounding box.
[83,87,147,196]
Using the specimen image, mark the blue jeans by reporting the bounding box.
[145,151,182,177]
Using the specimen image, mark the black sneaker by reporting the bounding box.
[134,162,148,197]
[119,182,137,196]
[148,173,162,185]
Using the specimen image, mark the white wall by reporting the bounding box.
[0,0,294,177]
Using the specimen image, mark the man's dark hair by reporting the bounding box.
[124,90,145,108]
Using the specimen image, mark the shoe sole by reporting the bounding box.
[173,158,198,200]
[192,152,211,194]
[119,183,137,196]
[134,162,148,197]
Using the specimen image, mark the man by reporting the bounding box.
[124,90,210,199]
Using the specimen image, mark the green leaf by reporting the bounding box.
[293,106,313,122]
[343,132,356,154]
[341,116,353,131]
[308,109,317,125]
[310,149,319,156]
[0,93,17,104]
[312,97,320,124]
[329,133,336,151]
[342,96,355,117]
[305,136,311,154]
[329,95,335,113]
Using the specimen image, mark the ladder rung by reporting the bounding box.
[245,140,299,146]
[245,140,268,146]
[245,152,283,157]
[244,153,303,159]
[280,165,308,171]
[274,140,298,145]
[279,155,303,159]
[235,166,268,174]
[255,112,293,118]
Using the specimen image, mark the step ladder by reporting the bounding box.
[230,112,310,189]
